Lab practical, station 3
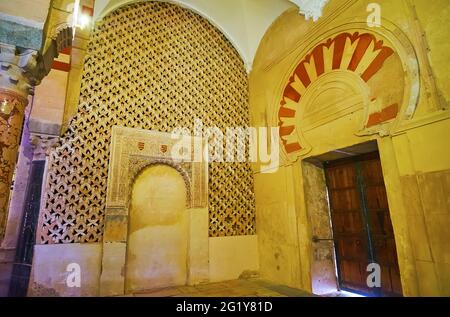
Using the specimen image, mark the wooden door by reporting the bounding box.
[324,152,402,296]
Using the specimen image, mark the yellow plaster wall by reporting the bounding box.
[209,235,259,283]
[389,121,450,296]
[413,0,450,106]
[29,69,68,135]
[28,243,102,296]
[250,0,450,296]
[126,165,188,292]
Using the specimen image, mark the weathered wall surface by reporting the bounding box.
[28,243,102,296]
[126,165,188,292]
[302,161,337,295]
[209,235,259,283]
[250,0,450,296]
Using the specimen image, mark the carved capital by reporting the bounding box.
[0,25,73,99]
[29,133,60,161]
[289,0,329,22]
[0,44,39,99]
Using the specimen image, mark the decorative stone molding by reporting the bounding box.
[289,0,329,22]
[51,25,73,54]
[106,126,208,212]
[100,126,209,295]
[0,23,73,98]
[0,11,72,244]
[0,44,38,99]
[275,22,419,162]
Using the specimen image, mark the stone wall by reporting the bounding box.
[38,1,256,244]
[250,0,450,296]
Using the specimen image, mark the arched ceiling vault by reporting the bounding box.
[93,0,295,73]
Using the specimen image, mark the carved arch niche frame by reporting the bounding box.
[272,21,419,162]
[100,126,209,296]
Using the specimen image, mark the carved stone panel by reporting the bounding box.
[106,126,208,211]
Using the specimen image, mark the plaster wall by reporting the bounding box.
[27,235,259,296]
[28,243,102,296]
[209,235,259,283]
[250,0,450,296]
[126,165,188,292]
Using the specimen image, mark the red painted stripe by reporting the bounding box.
[366,112,381,128]
[361,47,394,82]
[366,103,398,127]
[82,6,94,17]
[283,84,301,102]
[294,62,311,88]
[52,60,70,72]
[285,143,302,153]
[312,45,324,77]
[278,107,296,118]
[332,33,348,70]
[60,46,72,55]
[380,103,399,121]
[279,125,295,136]
[348,33,373,72]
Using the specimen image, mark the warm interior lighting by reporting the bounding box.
[78,14,91,29]
[72,0,80,27]
[70,0,91,38]
[340,291,365,297]
[0,99,13,115]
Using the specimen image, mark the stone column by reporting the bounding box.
[0,43,41,241]
[0,16,72,294]
[0,90,28,239]
[0,101,32,296]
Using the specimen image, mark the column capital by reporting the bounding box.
[0,43,41,99]
[29,133,59,161]
[288,0,329,22]
[0,24,73,100]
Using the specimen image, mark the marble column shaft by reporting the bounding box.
[0,89,28,239]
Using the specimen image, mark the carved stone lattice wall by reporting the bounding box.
[38,2,256,244]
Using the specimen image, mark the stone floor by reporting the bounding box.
[127,278,314,297]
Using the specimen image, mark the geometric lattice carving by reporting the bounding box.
[39,2,256,244]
